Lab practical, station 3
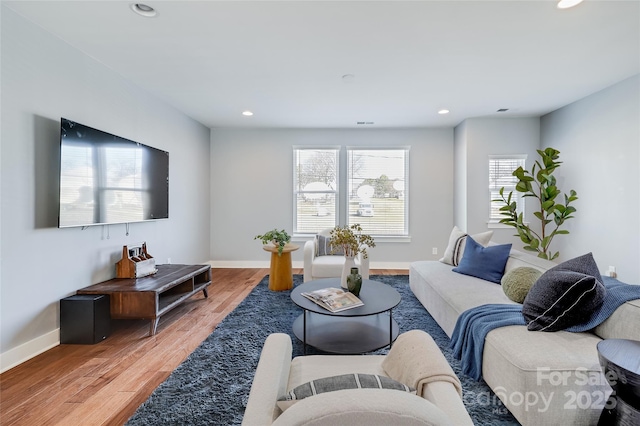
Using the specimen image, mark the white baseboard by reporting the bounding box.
[0,329,60,374]
[206,260,411,271]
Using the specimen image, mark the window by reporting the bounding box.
[347,148,409,236]
[293,147,409,237]
[489,155,526,223]
[293,148,339,234]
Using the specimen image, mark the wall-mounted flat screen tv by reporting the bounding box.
[58,118,169,228]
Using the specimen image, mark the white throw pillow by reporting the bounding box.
[439,226,493,266]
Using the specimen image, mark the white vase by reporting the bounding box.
[341,255,356,290]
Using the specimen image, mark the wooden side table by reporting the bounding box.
[597,338,640,425]
[263,243,299,291]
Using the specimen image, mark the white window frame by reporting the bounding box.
[346,147,410,238]
[488,155,527,228]
[292,147,340,236]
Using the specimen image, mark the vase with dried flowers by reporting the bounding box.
[329,224,375,289]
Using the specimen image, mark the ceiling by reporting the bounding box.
[5,0,640,129]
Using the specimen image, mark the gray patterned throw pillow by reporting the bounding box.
[277,373,415,411]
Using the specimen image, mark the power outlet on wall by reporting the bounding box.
[432,247,438,255]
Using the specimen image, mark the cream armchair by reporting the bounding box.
[303,228,370,283]
[242,330,473,425]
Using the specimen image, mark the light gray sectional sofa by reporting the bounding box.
[409,247,640,426]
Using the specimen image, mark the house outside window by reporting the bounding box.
[489,155,526,225]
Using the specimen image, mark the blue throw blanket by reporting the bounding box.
[450,276,640,381]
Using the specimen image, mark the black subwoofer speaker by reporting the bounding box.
[60,294,110,344]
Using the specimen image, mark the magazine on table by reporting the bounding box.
[301,287,364,312]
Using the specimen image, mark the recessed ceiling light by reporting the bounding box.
[131,3,157,17]
[438,109,450,115]
[557,0,584,9]
[242,111,254,116]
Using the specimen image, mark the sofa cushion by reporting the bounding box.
[523,253,606,332]
[501,267,542,303]
[594,299,640,340]
[452,237,511,284]
[409,260,516,337]
[439,226,493,266]
[315,234,344,256]
[482,325,610,426]
[277,373,414,411]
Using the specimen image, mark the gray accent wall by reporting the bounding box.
[210,128,454,267]
[1,7,211,370]
[541,75,640,283]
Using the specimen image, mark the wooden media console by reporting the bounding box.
[77,264,212,336]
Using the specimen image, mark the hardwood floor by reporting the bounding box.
[0,268,405,426]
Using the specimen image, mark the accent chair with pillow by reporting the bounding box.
[303,228,370,283]
[242,330,473,425]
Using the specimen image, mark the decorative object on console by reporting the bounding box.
[439,226,493,266]
[116,242,156,278]
[452,237,512,284]
[329,224,375,289]
[522,252,605,332]
[493,147,578,261]
[347,267,362,296]
[254,228,291,256]
[501,267,542,303]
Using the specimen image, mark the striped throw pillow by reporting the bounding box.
[277,374,415,411]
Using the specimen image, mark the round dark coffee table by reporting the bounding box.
[597,338,640,425]
[291,278,401,355]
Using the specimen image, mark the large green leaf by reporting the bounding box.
[541,200,555,211]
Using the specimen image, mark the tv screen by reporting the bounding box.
[58,118,169,228]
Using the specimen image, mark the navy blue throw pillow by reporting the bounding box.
[452,237,512,284]
[522,252,606,332]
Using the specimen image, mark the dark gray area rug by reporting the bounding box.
[126,274,519,425]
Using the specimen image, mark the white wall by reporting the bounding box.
[454,117,541,244]
[453,121,468,230]
[541,75,640,283]
[210,128,454,268]
[0,7,211,371]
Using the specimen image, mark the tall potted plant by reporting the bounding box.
[329,224,375,289]
[493,147,578,261]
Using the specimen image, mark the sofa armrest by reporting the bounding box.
[381,330,472,424]
[303,240,316,282]
[242,333,293,426]
[272,389,453,426]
